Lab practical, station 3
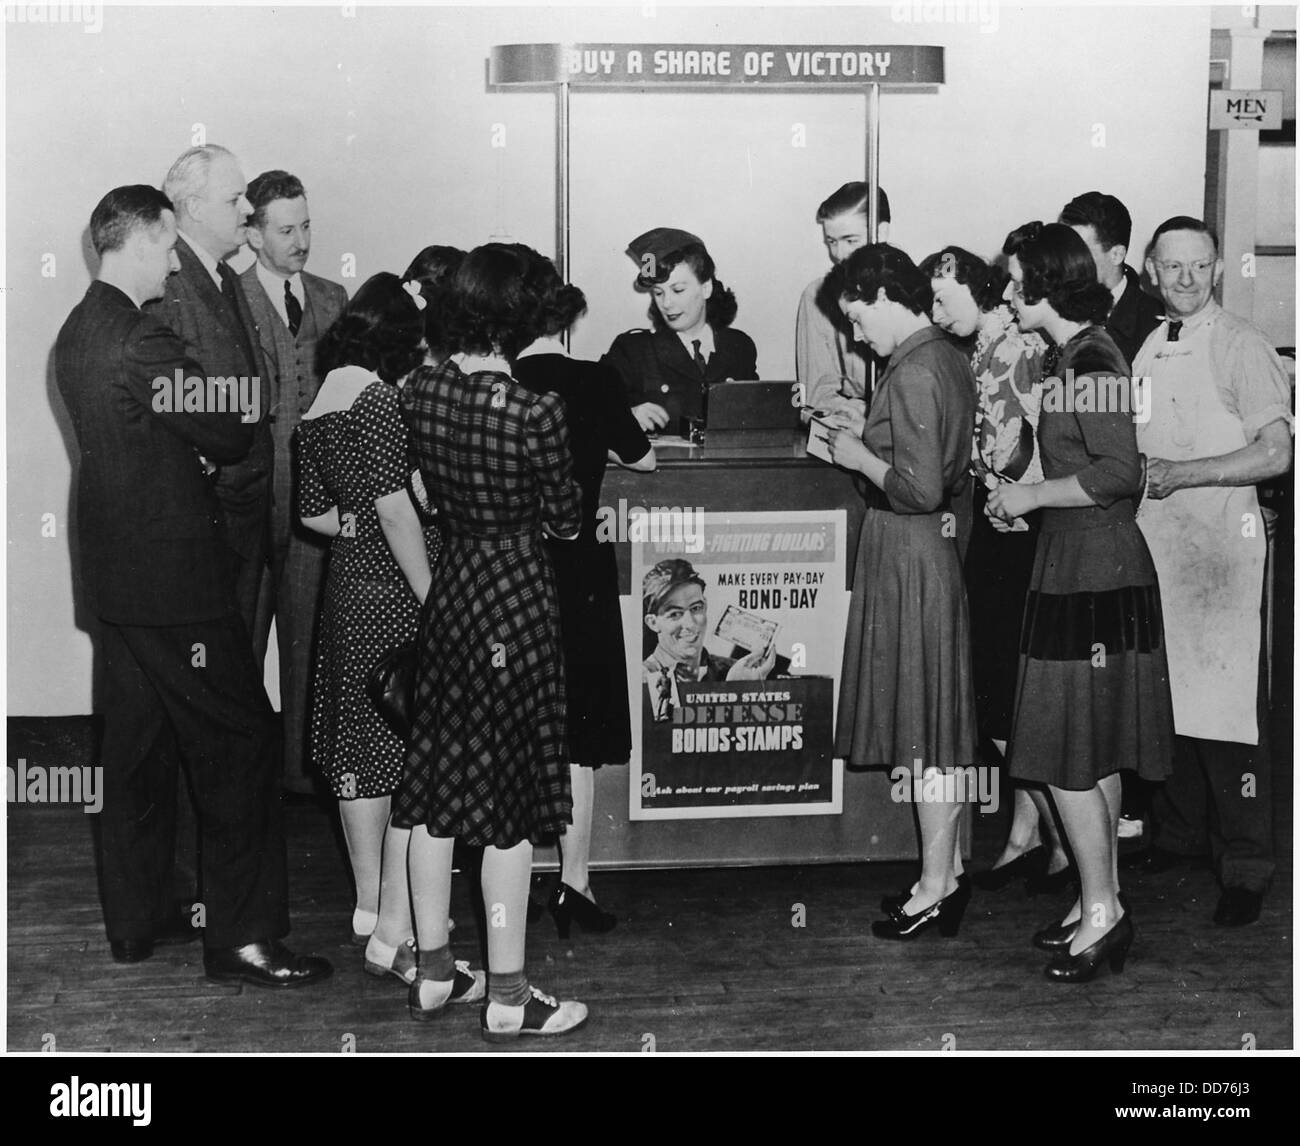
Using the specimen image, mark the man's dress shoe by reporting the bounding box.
[110,906,203,962]
[204,940,333,989]
[1213,887,1264,927]
[111,938,155,964]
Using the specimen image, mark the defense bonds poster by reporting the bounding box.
[626,509,847,820]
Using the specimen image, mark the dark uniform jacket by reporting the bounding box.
[601,325,758,428]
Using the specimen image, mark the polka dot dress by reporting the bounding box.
[296,372,440,799]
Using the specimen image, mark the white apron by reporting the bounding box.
[1134,323,1263,744]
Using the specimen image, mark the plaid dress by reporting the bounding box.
[394,359,583,846]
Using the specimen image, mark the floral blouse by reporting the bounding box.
[970,306,1046,487]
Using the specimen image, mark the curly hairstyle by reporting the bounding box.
[402,245,466,358]
[316,271,424,384]
[917,246,1008,314]
[634,241,738,330]
[1002,221,1112,324]
[505,245,588,340]
[828,243,932,317]
[442,243,555,360]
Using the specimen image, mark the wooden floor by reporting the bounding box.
[7,714,1292,1054]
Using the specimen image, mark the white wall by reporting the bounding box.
[6,2,1213,715]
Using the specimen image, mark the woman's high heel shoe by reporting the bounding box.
[872,880,972,940]
[1034,892,1128,951]
[970,846,1048,891]
[549,883,616,940]
[881,872,968,916]
[1044,912,1133,982]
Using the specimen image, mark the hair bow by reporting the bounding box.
[402,279,428,311]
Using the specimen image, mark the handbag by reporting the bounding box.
[367,641,418,739]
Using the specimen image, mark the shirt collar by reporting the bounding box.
[255,260,302,326]
[256,260,301,301]
[1110,276,1127,305]
[676,325,715,360]
[1166,299,1220,335]
[178,230,224,291]
[516,336,569,360]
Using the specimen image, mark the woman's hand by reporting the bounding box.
[986,481,1038,522]
[726,641,777,681]
[823,402,866,436]
[632,402,670,433]
[825,426,872,474]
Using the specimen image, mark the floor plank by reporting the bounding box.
[7,713,1291,1053]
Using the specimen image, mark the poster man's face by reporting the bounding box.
[645,582,708,663]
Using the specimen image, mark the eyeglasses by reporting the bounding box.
[1152,259,1216,278]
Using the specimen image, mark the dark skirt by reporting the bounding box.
[392,534,572,847]
[1007,507,1176,790]
[547,539,632,768]
[835,507,978,771]
[965,486,1039,743]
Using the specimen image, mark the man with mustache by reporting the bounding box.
[241,170,349,798]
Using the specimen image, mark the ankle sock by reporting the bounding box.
[352,907,377,937]
[488,968,530,1007]
[418,944,455,982]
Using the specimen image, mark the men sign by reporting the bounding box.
[1209,90,1283,131]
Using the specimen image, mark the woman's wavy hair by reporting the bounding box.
[402,245,466,358]
[828,243,932,317]
[508,245,588,339]
[634,241,738,330]
[917,245,1008,314]
[1002,221,1112,324]
[442,243,576,360]
[316,271,424,384]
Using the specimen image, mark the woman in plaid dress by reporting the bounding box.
[395,244,588,1040]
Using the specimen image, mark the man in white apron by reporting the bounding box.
[1130,216,1293,927]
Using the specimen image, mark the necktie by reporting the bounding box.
[217,262,257,372]
[1166,320,1182,342]
[691,338,707,376]
[692,338,710,426]
[284,279,303,338]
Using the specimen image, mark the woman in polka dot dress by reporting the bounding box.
[297,272,440,985]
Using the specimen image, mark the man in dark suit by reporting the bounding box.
[602,228,758,438]
[56,184,331,987]
[1059,191,1164,367]
[241,171,348,797]
[151,144,272,636]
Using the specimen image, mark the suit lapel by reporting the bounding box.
[653,329,703,386]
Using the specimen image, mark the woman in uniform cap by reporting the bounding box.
[602,228,758,435]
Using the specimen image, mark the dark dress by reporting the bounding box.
[512,347,652,767]
[296,368,441,799]
[1007,326,1175,790]
[601,325,757,430]
[394,359,583,847]
[834,326,978,772]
